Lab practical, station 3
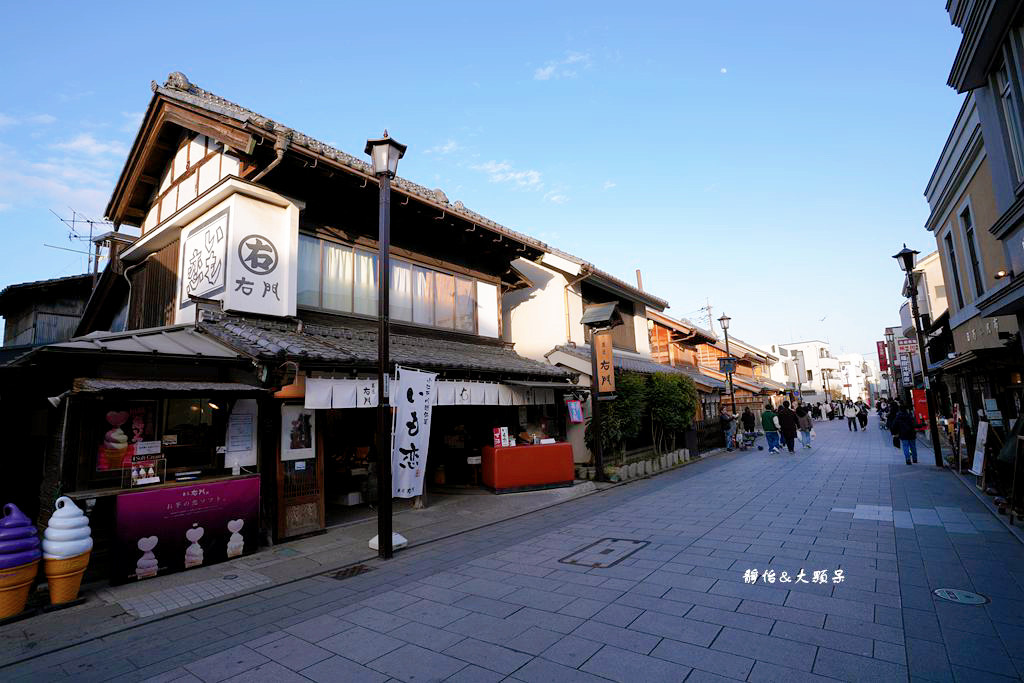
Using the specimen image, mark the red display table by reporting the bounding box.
[481,443,574,493]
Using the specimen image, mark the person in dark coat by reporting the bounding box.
[891,402,919,464]
[776,400,799,453]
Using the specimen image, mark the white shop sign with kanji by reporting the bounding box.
[391,366,437,499]
[176,191,298,322]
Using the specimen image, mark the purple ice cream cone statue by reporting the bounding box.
[0,503,41,617]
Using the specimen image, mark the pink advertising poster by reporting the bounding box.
[114,476,259,584]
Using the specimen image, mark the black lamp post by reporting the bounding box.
[893,244,944,468]
[718,314,737,414]
[365,131,406,559]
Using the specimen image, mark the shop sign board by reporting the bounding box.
[876,341,888,371]
[176,191,299,323]
[897,337,918,354]
[114,476,259,583]
[594,331,615,393]
[566,399,583,424]
[970,421,989,476]
[899,352,913,385]
[391,366,437,498]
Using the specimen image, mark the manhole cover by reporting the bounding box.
[222,574,238,580]
[934,588,989,605]
[329,564,375,581]
[559,539,649,569]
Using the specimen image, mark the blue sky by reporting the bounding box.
[0,1,962,357]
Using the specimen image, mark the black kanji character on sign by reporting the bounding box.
[238,234,278,275]
[406,411,419,437]
[398,444,420,469]
[262,281,279,300]
[362,387,373,405]
[600,359,611,371]
[234,277,254,296]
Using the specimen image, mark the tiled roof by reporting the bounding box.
[198,311,570,380]
[150,72,665,310]
[0,273,93,311]
[551,344,724,389]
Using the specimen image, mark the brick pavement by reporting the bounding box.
[5,415,1024,682]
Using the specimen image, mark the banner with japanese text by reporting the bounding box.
[594,330,615,393]
[391,366,437,498]
[876,341,888,371]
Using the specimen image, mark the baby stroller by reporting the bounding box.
[737,430,760,451]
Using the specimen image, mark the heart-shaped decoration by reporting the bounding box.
[185,526,204,543]
[227,519,244,533]
[137,536,158,552]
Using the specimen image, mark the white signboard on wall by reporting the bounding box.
[176,185,299,323]
[391,366,437,498]
[180,210,228,302]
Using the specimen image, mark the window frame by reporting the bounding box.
[957,200,985,299]
[298,233,484,336]
[993,38,1024,183]
[942,229,966,310]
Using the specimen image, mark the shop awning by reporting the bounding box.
[504,380,580,389]
[72,378,267,394]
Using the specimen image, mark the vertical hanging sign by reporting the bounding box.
[876,341,888,371]
[391,366,437,498]
[595,330,615,394]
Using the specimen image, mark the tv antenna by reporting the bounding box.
[47,208,113,274]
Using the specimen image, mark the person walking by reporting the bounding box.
[891,401,919,464]
[796,405,813,449]
[856,400,869,430]
[777,400,799,453]
[761,403,781,453]
[721,408,737,451]
[844,401,859,431]
[740,406,756,445]
[824,401,833,421]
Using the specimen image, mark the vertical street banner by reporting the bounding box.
[876,341,888,371]
[391,366,437,498]
[594,330,615,393]
[911,389,929,431]
[899,352,913,385]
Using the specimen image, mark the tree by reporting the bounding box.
[584,371,646,463]
[648,373,699,455]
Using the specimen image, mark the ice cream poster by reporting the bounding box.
[113,476,259,583]
[96,402,157,471]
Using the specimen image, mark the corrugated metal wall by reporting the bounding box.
[127,239,179,330]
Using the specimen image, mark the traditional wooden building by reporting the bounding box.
[2,72,585,584]
[646,310,725,420]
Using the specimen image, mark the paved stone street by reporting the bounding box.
[6,416,1024,683]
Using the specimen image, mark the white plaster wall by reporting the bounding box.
[503,258,575,361]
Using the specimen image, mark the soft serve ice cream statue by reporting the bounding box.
[226,519,244,558]
[184,525,204,568]
[136,536,158,579]
[42,496,94,604]
[0,503,42,617]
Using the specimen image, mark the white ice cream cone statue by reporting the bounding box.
[0,503,42,618]
[226,519,244,558]
[42,496,93,605]
[184,525,204,568]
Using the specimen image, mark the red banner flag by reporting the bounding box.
[876,341,888,371]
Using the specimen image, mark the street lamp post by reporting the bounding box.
[365,131,407,559]
[718,314,737,414]
[893,244,944,468]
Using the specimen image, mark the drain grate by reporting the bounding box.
[934,588,989,605]
[559,538,649,569]
[328,564,375,581]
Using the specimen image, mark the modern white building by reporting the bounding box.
[838,352,871,402]
[767,340,840,404]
